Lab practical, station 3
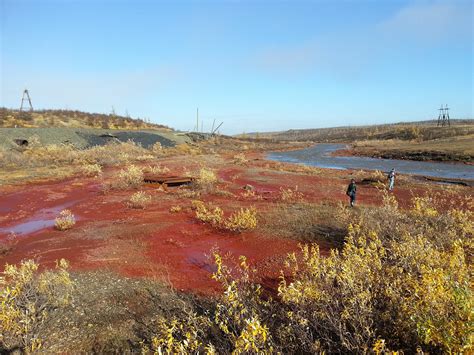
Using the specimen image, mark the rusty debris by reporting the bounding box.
[143,173,195,190]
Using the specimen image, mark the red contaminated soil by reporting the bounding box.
[0,154,465,295]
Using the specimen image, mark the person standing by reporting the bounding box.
[388,168,396,191]
[346,179,357,207]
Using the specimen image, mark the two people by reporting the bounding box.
[346,168,396,207]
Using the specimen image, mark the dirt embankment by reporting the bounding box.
[332,147,473,164]
[340,148,473,164]
[337,134,474,164]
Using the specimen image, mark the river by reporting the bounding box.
[267,144,474,180]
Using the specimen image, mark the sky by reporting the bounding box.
[0,0,472,134]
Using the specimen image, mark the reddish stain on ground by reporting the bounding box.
[0,155,466,295]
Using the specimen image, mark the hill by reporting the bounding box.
[0,108,171,131]
[242,119,474,143]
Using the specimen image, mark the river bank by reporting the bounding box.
[267,143,474,181]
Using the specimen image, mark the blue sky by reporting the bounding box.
[1,0,472,134]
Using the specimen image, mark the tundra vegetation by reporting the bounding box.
[127,191,152,209]
[0,116,472,353]
[1,193,471,353]
[0,108,169,130]
[54,210,76,231]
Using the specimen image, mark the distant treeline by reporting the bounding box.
[0,108,171,130]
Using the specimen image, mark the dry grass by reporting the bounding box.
[264,121,474,143]
[145,164,170,175]
[262,202,348,247]
[0,108,169,130]
[2,269,195,353]
[352,134,474,162]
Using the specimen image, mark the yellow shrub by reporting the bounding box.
[169,205,182,213]
[194,201,223,226]
[278,207,473,353]
[80,163,102,177]
[233,153,249,165]
[279,186,304,202]
[127,191,151,209]
[224,207,258,232]
[197,168,218,190]
[115,164,144,189]
[412,196,438,217]
[55,209,76,231]
[145,317,207,354]
[193,202,257,232]
[212,253,274,354]
[0,259,74,352]
[233,316,271,354]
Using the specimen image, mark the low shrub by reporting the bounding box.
[193,200,224,227]
[55,209,76,231]
[195,168,218,191]
[278,186,304,202]
[115,164,144,189]
[193,201,258,233]
[143,316,213,354]
[211,252,275,353]
[169,205,182,213]
[233,153,249,165]
[275,194,473,353]
[127,191,151,209]
[224,207,258,232]
[80,163,102,177]
[0,259,74,352]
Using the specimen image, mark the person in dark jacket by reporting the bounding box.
[346,179,357,207]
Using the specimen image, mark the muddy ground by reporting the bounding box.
[0,151,472,295]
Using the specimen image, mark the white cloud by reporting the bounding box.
[379,0,472,42]
[253,1,471,77]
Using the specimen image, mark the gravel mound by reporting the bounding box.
[0,128,190,149]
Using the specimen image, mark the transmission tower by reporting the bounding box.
[20,89,34,111]
[437,104,450,127]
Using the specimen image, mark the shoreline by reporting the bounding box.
[264,144,474,185]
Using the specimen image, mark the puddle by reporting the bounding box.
[1,218,56,235]
[186,251,216,273]
[0,206,12,213]
[0,199,84,236]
